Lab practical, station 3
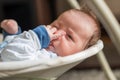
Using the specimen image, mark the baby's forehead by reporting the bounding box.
[57,10,97,30]
[60,10,94,23]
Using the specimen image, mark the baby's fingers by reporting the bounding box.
[46,25,57,34]
[51,27,57,33]
[51,34,62,40]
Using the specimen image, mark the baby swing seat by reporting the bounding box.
[0,40,103,80]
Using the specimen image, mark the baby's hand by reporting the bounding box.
[46,25,62,41]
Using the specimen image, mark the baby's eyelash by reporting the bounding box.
[68,35,72,40]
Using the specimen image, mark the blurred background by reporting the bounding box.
[0,0,120,80]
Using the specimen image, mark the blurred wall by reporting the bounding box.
[105,0,120,17]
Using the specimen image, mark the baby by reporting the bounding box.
[0,9,100,61]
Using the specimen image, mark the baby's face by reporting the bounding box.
[47,11,96,56]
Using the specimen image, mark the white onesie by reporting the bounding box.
[0,30,57,61]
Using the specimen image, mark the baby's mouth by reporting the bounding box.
[49,42,54,47]
[47,41,55,51]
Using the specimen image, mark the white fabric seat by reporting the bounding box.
[0,40,103,80]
